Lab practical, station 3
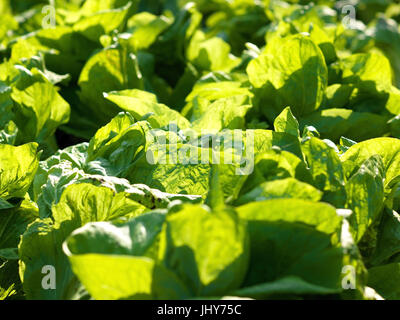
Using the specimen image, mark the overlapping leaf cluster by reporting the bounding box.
[2,0,400,300]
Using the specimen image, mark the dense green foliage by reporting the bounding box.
[2,0,400,300]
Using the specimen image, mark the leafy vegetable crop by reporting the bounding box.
[2,0,400,300]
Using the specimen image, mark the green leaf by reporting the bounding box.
[238,199,342,235]
[205,166,225,211]
[0,143,40,201]
[191,96,252,132]
[339,137,357,154]
[0,200,38,299]
[81,175,203,209]
[345,156,385,243]
[33,137,202,218]
[339,217,369,300]
[183,80,253,121]
[369,209,400,266]
[65,212,166,257]
[0,261,19,300]
[19,183,147,299]
[10,69,70,145]
[0,283,16,300]
[87,115,149,176]
[247,34,328,119]
[323,84,353,109]
[340,52,393,92]
[125,128,253,198]
[0,121,18,145]
[239,149,313,196]
[299,109,389,142]
[63,214,190,300]
[69,254,189,300]
[237,199,343,290]
[73,3,132,43]
[309,24,337,65]
[78,48,144,126]
[78,0,137,15]
[232,276,340,299]
[274,106,300,137]
[368,263,400,300]
[0,200,38,254]
[51,184,148,224]
[31,143,90,217]
[125,12,172,50]
[302,137,346,206]
[9,26,96,83]
[187,31,240,72]
[147,3,202,87]
[235,178,323,206]
[128,149,246,199]
[341,138,400,191]
[253,130,303,159]
[105,90,191,129]
[373,17,400,88]
[159,204,249,297]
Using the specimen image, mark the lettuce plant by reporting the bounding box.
[2,0,400,300]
